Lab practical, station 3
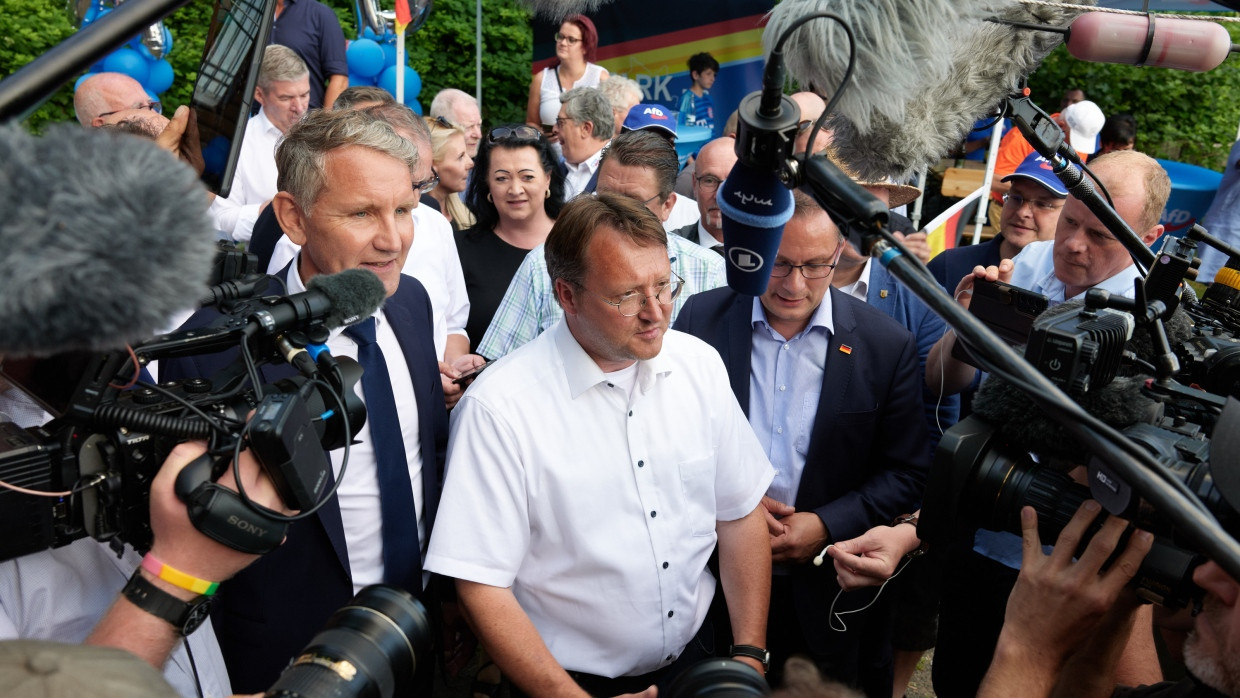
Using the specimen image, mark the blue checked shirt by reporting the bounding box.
[476,234,726,359]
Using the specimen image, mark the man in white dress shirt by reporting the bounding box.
[426,193,773,697]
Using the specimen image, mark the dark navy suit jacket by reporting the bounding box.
[673,286,929,651]
[160,269,448,693]
[925,234,1006,295]
[865,262,959,453]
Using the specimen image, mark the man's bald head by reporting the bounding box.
[790,91,831,155]
[74,73,151,127]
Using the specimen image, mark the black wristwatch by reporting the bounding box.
[729,644,770,672]
[123,571,215,636]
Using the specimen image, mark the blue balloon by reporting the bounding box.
[347,39,386,79]
[363,26,378,40]
[103,48,149,85]
[348,72,377,88]
[381,41,397,68]
[378,66,421,102]
[202,143,228,175]
[146,59,174,94]
[410,99,423,115]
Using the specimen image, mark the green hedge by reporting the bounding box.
[1026,15,1240,172]
[0,0,532,132]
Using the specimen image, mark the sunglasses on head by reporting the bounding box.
[488,125,543,143]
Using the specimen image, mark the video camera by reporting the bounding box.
[0,244,374,562]
[922,232,1240,609]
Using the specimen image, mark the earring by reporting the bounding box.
[545,189,550,199]
[487,193,493,202]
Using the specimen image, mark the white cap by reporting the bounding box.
[1063,100,1105,155]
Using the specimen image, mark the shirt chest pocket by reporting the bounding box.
[677,456,717,537]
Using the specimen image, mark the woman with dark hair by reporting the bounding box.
[526,14,609,150]
[456,124,565,354]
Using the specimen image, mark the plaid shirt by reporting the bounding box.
[476,234,726,360]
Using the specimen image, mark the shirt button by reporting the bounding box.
[776,426,783,434]
[667,654,675,661]
[782,344,789,351]
[607,382,614,388]
[668,611,674,618]
[637,460,644,467]
[650,511,657,518]
[629,410,633,417]
[779,385,786,391]
[662,561,669,569]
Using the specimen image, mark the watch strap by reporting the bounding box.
[123,570,212,636]
[729,644,770,671]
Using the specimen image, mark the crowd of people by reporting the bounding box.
[5,7,1240,698]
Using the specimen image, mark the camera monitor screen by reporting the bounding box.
[191,0,276,199]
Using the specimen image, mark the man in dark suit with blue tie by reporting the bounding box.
[161,108,448,693]
[673,190,930,695]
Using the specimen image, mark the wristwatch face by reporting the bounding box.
[181,596,214,635]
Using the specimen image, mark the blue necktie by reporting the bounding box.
[343,317,423,593]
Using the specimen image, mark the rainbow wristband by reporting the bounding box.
[141,554,220,596]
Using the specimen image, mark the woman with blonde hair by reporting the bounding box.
[424,116,476,232]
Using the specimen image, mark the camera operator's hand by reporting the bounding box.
[155,106,205,177]
[954,259,1015,312]
[977,500,1153,698]
[926,258,1016,397]
[87,440,293,669]
[827,519,922,590]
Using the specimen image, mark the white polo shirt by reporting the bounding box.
[425,320,772,677]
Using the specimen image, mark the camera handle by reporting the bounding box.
[174,451,287,555]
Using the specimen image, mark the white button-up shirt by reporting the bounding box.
[426,320,772,677]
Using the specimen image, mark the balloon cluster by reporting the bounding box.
[72,3,176,101]
[346,27,423,114]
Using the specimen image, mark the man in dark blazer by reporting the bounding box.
[161,109,448,693]
[673,191,929,695]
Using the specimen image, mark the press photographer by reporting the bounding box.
[0,123,298,696]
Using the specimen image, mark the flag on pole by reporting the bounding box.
[395,0,412,29]
[921,186,987,259]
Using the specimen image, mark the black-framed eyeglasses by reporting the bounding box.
[1003,192,1063,212]
[581,273,685,316]
[554,32,582,45]
[695,175,723,193]
[414,171,439,194]
[488,125,543,143]
[797,119,814,133]
[770,261,838,279]
[432,115,455,129]
[97,100,162,120]
[596,187,663,208]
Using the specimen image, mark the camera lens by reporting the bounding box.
[265,585,431,698]
[666,658,769,697]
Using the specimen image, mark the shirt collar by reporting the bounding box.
[551,318,672,400]
[750,287,835,338]
[566,142,607,173]
[254,107,283,139]
[695,221,722,249]
[837,257,872,302]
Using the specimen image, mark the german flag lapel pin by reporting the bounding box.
[839,344,853,355]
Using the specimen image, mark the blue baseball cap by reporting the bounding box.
[1001,152,1068,197]
[622,104,677,140]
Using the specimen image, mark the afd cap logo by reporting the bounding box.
[643,106,669,120]
[729,247,764,272]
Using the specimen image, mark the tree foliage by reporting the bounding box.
[2,0,533,131]
[1026,15,1240,172]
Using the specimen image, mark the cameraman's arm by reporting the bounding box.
[926,260,1014,397]
[86,441,286,668]
[977,501,1153,698]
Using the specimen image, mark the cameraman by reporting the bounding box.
[974,500,1240,698]
[0,381,290,697]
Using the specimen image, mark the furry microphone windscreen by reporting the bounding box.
[0,125,216,356]
[971,300,1164,463]
[515,0,608,19]
[767,0,1095,181]
[305,269,389,329]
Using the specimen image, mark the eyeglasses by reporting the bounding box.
[695,175,723,193]
[432,115,455,129]
[96,100,162,120]
[582,273,685,316]
[414,171,439,194]
[1003,192,1063,212]
[488,125,543,143]
[596,187,663,208]
[770,261,838,279]
[797,119,815,133]
[554,32,582,45]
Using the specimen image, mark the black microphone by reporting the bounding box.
[0,124,216,356]
[244,268,388,339]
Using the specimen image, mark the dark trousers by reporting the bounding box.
[509,617,717,698]
[932,544,1018,697]
[766,575,894,697]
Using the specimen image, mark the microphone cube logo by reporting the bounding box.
[729,247,764,272]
